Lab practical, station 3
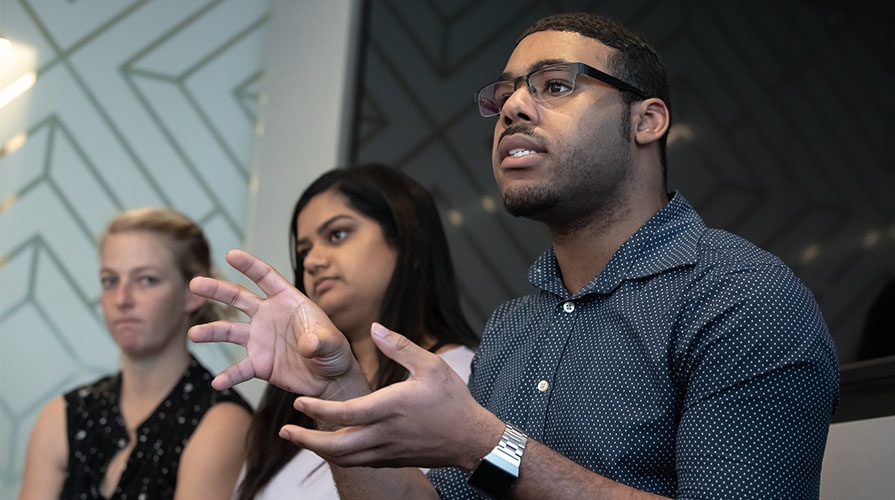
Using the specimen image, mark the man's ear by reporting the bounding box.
[633,98,670,146]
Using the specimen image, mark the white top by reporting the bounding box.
[237,345,476,499]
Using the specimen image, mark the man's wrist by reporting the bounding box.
[467,422,528,499]
[313,365,371,432]
[317,363,371,402]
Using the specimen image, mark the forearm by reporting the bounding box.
[457,414,669,499]
[508,440,670,500]
[330,465,438,500]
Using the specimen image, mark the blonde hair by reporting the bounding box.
[100,207,221,327]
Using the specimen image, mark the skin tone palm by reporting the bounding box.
[189,30,671,499]
[19,231,251,500]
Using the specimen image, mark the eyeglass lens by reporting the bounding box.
[477,65,579,117]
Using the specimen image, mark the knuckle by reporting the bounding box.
[393,334,411,350]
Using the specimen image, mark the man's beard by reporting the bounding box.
[502,184,560,218]
[498,104,633,221]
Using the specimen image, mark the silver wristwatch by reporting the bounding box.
[467,422,528,499]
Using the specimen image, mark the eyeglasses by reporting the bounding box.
[475,62,648,117]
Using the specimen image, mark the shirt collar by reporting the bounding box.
[528,191,706,298]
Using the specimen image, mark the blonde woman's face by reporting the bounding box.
[99,231,199,358]
[296,189,398,338]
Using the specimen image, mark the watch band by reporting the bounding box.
[467,422,528,499]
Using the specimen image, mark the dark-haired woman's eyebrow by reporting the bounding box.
[317,214,354,233]
[297,214,356,247]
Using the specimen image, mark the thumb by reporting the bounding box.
[370,322,430,376]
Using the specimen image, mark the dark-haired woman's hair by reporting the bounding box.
[236,163,479,499]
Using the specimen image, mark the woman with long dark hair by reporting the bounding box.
[234,164,479,499]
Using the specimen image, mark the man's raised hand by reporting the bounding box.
[188,249,367,398]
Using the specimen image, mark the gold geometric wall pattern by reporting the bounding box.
[0,1,269,496]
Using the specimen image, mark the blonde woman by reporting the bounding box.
[19,208,252,500]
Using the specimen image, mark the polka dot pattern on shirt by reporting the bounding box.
[428,192,839,500]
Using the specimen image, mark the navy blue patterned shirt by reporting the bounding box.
[429,192,839,499]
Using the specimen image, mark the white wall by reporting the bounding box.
[246,0,362,274]
[821,415,895,500]
[238,0,363,405]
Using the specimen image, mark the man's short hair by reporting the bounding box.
[519,12,672,171]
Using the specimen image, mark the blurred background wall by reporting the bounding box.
[0,0,360,496]
[1,0,892,498]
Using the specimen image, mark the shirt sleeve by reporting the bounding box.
[671,264,839,499]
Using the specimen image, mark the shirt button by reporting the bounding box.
[562,301,575,313]
[537,380,549,392]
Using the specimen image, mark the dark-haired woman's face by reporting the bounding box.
[295,189,397,337]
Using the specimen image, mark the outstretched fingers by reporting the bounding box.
[294,393,387,428]
[370,323,436,378]
[188,320,251,347]
[224,249,295,299]
[190,276,261,317]
[279,424,385,466]
[210,357,259,390]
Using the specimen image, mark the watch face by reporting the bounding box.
[468,458,517,499]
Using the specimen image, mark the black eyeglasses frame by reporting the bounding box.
[474,62,649,117]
